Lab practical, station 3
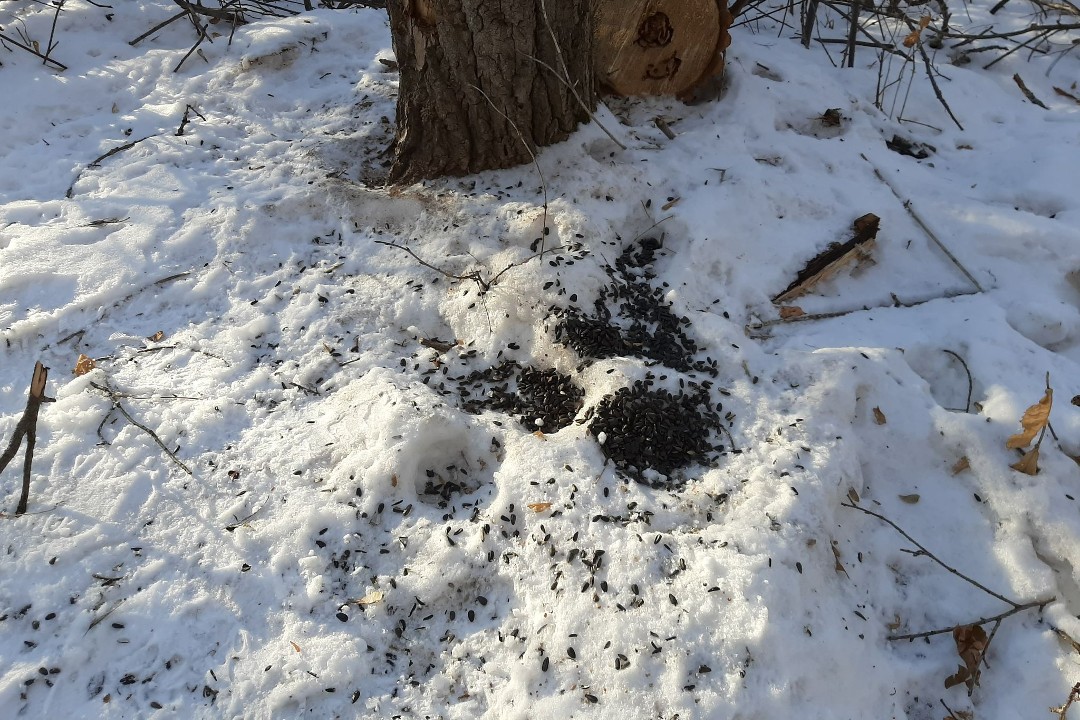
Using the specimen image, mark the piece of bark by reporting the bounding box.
[773,213,880,303]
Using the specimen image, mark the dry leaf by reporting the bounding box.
[356,590,384,606]
[830,541,848,577]
[390,473,398,487]
[820,108,842,127]
[872,407,887,425]
[74,354,96,376]
[1010,446,1040,475]
[661,197,681,211]
[943,710,974,720]
[1006,388,1052,449]
[846,488,860,504]
[779,306,805,320]
[944,624,987,692]
[903,15,932,48]
[898,493,920,504]
[290,641,301,653]
[887,614,902,631]
[532,430,547,440]
[1072,394,1080,407]
[527,502,553,512]
[950,456,970,475]
[147,330,165,342]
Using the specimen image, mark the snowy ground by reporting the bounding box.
[1,2,1079,718]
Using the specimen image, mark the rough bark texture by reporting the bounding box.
[387,0,595,184]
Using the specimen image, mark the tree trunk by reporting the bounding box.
[387,0,595,184]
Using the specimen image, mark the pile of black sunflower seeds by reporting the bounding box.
[424,237,731,488]
[583,380,724,486]
[553,237,719,377]
[453,361,585,433]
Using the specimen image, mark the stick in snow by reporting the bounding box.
[0,363,53,515]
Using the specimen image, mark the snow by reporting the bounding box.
[1,1,1079,718]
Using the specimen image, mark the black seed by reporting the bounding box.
[567,647,576,659]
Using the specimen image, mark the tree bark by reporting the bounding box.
[387,0,595,184]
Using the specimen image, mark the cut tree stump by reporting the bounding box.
[594,0,732,97]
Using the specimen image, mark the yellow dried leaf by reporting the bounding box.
[872,406,887,425]
[390,474,398,487]
[661,197,681,211]
[356,590,384,606]
[527,502,553,512]
[74,354,96,376]
[846,488,860,504]
[779,306,805,320]
[950,456,970,475]
[532,431,547,440]
[148,330,165,342]
[1006,388,1052,449]
[290,641,301,653]
[898,493,920,504]
[887,614,902,631]
[903,15,932,48]
[1010,446,1040,475]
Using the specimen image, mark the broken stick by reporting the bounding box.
[0,362,53,515]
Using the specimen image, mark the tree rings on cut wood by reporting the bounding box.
[594,0,732,97]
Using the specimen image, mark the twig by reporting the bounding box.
[1052,683,1080,720]
[375,240,491,291]
[536,0,626,152]
[175,104,206,136]
[224,491,272,531]
[521,52,628,152]
[86,599,125,633]
[861,155,982,291]
[90,381,193,475]
[129,8,188,46]
[942,349,973,412]
[746,288,981,334]
[1012,73,1050,108]
[43,0,65,68]
[67,135,158,198]
[468,83,550,259]
[842,501,1023,607]
[0,363,52,515]
[0,31,67,70]
[915,41,964,130]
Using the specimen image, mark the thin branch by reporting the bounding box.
[375,240,490,291]
[67,135,158,198]
[43,0,65,68]
[861,154,982,291]
[942,349,973,412]
[887,598,1053,641]
[915,41,964,130]
[842,501,1023,607]
[468,83,550,259]
[0,31,67,70]
[129,8,188,46]
[536,0,625,151]
[746,288,981,334]
[90,381,193,476]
